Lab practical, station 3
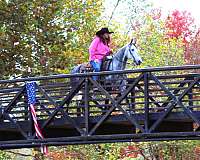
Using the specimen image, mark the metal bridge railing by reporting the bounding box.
[0,65,199,149]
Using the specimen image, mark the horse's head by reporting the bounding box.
[125,38,142,65]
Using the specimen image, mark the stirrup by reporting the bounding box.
[106,55,113,60]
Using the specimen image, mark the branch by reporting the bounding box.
[108,0,121,26]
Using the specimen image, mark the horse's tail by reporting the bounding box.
[70,64,82,87]
[71,64,82,74]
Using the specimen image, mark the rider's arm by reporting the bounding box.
[89,37,99,57]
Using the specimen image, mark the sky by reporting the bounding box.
[104,0,200,27]
[151,0,200,26]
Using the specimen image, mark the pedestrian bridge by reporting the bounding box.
[0,65,199,149]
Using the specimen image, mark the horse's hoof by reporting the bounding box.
[94,88,99,92]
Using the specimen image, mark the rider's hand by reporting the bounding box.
[107,51,113,55]
[106,55,112,59]
[94,59,99,63]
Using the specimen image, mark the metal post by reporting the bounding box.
[0,107,2,123]
[144,72,149,133]
[188,78,193,111]
[84,77,89,136]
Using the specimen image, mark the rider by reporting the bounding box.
[89,27,114,80]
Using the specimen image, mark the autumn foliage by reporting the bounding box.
[46,150,85,160]
[120,145,141,159]
[184,28,200,65]
[151,8,162,20]
[165,10,194,43]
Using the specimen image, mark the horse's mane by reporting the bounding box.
[112,45,127,59]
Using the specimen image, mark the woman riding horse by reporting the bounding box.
[89,27,114,80]
[70,34,143,113]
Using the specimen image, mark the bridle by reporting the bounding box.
[114,43,138,65]
[128,44,138,65]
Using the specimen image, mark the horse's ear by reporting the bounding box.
[130,38,137,45]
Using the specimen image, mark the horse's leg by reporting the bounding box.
[76,94,83,117]
[118,79,134,115]
[123,82,135,115]
[103,98,109,115]
[101,82,111,115]
[80,94,85,116]
[128,87,135,114]
[75,90,85,117]
[77,101,81,116]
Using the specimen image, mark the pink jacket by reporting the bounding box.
[89,36,110,61]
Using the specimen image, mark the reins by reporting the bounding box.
[112,44,136,65]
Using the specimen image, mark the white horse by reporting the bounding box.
[71,38,142,76]
[70,39,142,113]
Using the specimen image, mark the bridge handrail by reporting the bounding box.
[0,65,200,84]
[0,64,199,148]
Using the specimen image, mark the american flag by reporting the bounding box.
[26,82,48,154]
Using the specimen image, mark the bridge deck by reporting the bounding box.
[0,65,200,149]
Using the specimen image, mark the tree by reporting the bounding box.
[128,9,200,160]
[164,10,198,65]
[0,0,104,78]
[184,28,200,66]
[165,10,194,43]
[56,0,104,73]
[103,0,152,34]
[133,10,185,68]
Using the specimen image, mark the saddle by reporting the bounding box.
[101,56,113,71]
[79,63,93,73]
[79,56,113,73]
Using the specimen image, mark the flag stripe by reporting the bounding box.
[26,82,48,154]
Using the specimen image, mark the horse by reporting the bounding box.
[70,38,142,115]
[71,38,142,80]
[102,38,142,92]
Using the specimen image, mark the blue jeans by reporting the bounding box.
[90,60,102,80]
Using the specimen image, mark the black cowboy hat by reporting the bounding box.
[96,27,114,36]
